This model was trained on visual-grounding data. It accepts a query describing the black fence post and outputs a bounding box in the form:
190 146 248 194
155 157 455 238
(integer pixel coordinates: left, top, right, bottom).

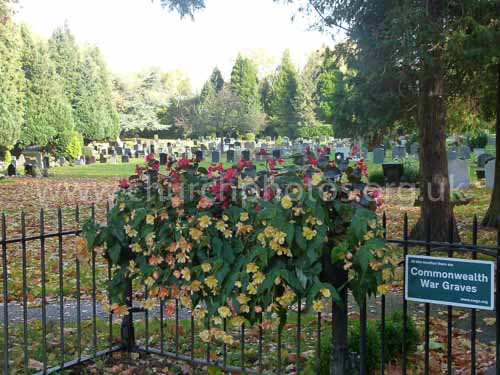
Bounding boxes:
121 277 135 351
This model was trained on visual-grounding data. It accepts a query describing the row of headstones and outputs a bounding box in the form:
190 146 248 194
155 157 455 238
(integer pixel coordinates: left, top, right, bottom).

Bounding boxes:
448 157 496 190
371 144 477 164
7 153 51 176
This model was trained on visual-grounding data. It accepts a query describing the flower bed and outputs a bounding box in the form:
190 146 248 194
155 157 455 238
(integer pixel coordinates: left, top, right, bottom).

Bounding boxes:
83 150 393 344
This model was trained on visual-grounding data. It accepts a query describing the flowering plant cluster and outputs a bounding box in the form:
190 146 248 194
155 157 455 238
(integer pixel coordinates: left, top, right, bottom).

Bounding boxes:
83 150 393 344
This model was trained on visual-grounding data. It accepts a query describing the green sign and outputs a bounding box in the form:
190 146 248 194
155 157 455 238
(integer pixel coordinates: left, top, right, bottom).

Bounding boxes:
405 255 495 310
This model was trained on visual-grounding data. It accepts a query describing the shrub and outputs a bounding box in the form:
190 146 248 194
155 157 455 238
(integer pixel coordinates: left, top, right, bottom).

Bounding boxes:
401 158 420 184
276 135 283 145
369 170 386 186
4 150 11 164
468 131 489 149
64 132 83 161
243 133 256 141
303 311 419 374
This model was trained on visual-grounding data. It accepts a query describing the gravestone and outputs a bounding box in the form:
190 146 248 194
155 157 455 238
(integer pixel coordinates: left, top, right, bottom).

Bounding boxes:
211 151 220 163
373 148 385 164
10 156 16 168
335 152 344 162
485 159 496 189
109 155 117 164
35 152 43 168
478 154 495 168
448 159 470 189
150 144 155 154
122 155 130 163
100 154 107 164
59 157 66 166
392 146 406 160
447 150 458 161
195 150 204 162
458 145 471 159
17 154 25 169
159 153 168 165
410 143 419 156
272 149 282 159
43 156 50 169
336 147 350 159
7 164 16 176
116 147 123 156
474 148 485 158
85 155 96 164
488 136 496 146
234 149 242 161
242 150 250 161
227 150 235 163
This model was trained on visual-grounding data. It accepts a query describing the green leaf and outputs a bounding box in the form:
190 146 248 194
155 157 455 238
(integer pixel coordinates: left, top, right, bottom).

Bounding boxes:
108 244 121 264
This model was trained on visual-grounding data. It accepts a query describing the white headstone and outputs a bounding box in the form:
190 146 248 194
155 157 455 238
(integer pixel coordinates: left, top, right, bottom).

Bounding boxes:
485 159 496 189
448 159 470 190
109 155 117 164
17 154 25 168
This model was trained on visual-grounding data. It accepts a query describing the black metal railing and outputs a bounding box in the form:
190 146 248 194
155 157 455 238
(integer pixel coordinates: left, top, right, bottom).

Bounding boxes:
0 207 499 374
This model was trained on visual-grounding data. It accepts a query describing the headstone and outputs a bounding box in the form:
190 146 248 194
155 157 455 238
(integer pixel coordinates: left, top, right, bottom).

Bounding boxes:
242 150 251 161
59 157 66 166
336 147 350 159
410 143 419 156
150 144 155 154
478 154 495 168
17 154 25 169
7 164 16 176
447 150 458 161
35 152 43 168
485 159 496 189
488 136 496 146
392 146 406 160
448 159 470 189
272 149 282 159
195 150 204 162
335 152 344 162
109 155 117 164
474 148 485 158
100 154 107 164
122 155 130 163
373 148 385 164
85 155 96 165
10 156 16 168
116 147 123 156
211 151 220 163
235 142 241 148
43 156 50 169
159 153 168 165
227 150 235 163
458 145 471 159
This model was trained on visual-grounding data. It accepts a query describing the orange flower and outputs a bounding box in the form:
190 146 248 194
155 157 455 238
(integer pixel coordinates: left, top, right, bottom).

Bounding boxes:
197 197 214 209
149 255 163 266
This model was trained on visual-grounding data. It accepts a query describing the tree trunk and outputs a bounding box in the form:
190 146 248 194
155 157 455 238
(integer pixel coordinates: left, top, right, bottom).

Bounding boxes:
411 0 456 242
321 253 349 374
482 63 500 228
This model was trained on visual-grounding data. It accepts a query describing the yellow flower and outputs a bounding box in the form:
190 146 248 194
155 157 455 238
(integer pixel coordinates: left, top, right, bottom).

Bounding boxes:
240 212 249 222
273 231 286 245
193 307 207 319
264 226 277 237
236 293 250 305
119 203 126 212
247 283 257 295
142 298 155 310
199 330 211 343
178 237 192 252
313 299 324 312
128 260 139 275
145 276 155 288
124 225 138 238
176 252 189 263
246 263 259 274
145 233 156 247
312 173 322 186
377 284 390 295
146 214 155 225
212 316 223 326
222 334 234 345
112 304 129 317
252 272 265 285
274 276 281 285
223 214 229 221
205 276 218 289
257 232 266 246
240 304 250 313
321 288 331 298
223 229 233 238
382 268 392 282
218 306 231 318
181 267 191 281
189 227 203 241
189 280 202 292
303 227 317 241
130 243 142 253
180 296 192 309
292 207 305 216
198 215 211 228
231 316 245 327
235 281 242 288
160 210 169 220
236 223 253 236
364 232 375 241
281 195 293 209
201 263 212 273
215 220 227 232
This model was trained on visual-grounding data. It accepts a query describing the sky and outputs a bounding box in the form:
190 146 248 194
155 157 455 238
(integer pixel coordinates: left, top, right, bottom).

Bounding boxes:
14 0 338 91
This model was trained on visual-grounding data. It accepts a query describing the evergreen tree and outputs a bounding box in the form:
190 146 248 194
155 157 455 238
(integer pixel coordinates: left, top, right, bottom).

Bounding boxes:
230 54 261 112
209 67 224 93
0 19 24 148
268 50 301 137
19 25 75 151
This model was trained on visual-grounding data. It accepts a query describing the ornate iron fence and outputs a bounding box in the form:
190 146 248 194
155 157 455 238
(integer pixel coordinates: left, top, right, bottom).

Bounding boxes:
0 207 499 374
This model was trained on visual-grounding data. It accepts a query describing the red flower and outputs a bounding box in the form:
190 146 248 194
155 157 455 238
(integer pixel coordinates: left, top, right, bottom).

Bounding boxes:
223 168 238 181
237 159 252 170
267 158 277 170
306 155 318 167
151 161 160 171
263 188 275 201
303 175 312 185
135 165 143 177
257 148 268 156
278 158 284 165
178 158 190 169
208 163 224 176
119 178 129 189
145 153 155 162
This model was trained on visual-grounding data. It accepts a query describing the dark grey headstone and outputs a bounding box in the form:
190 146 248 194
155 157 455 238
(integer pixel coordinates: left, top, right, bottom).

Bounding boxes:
159 153 168 165
242 150 250 161
272 149 282 159
392 146 406 160
211 151 220 163
195 150 204 162
7 164 16 176
227 150 235 163
373 148 385 164
121 155 130 163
